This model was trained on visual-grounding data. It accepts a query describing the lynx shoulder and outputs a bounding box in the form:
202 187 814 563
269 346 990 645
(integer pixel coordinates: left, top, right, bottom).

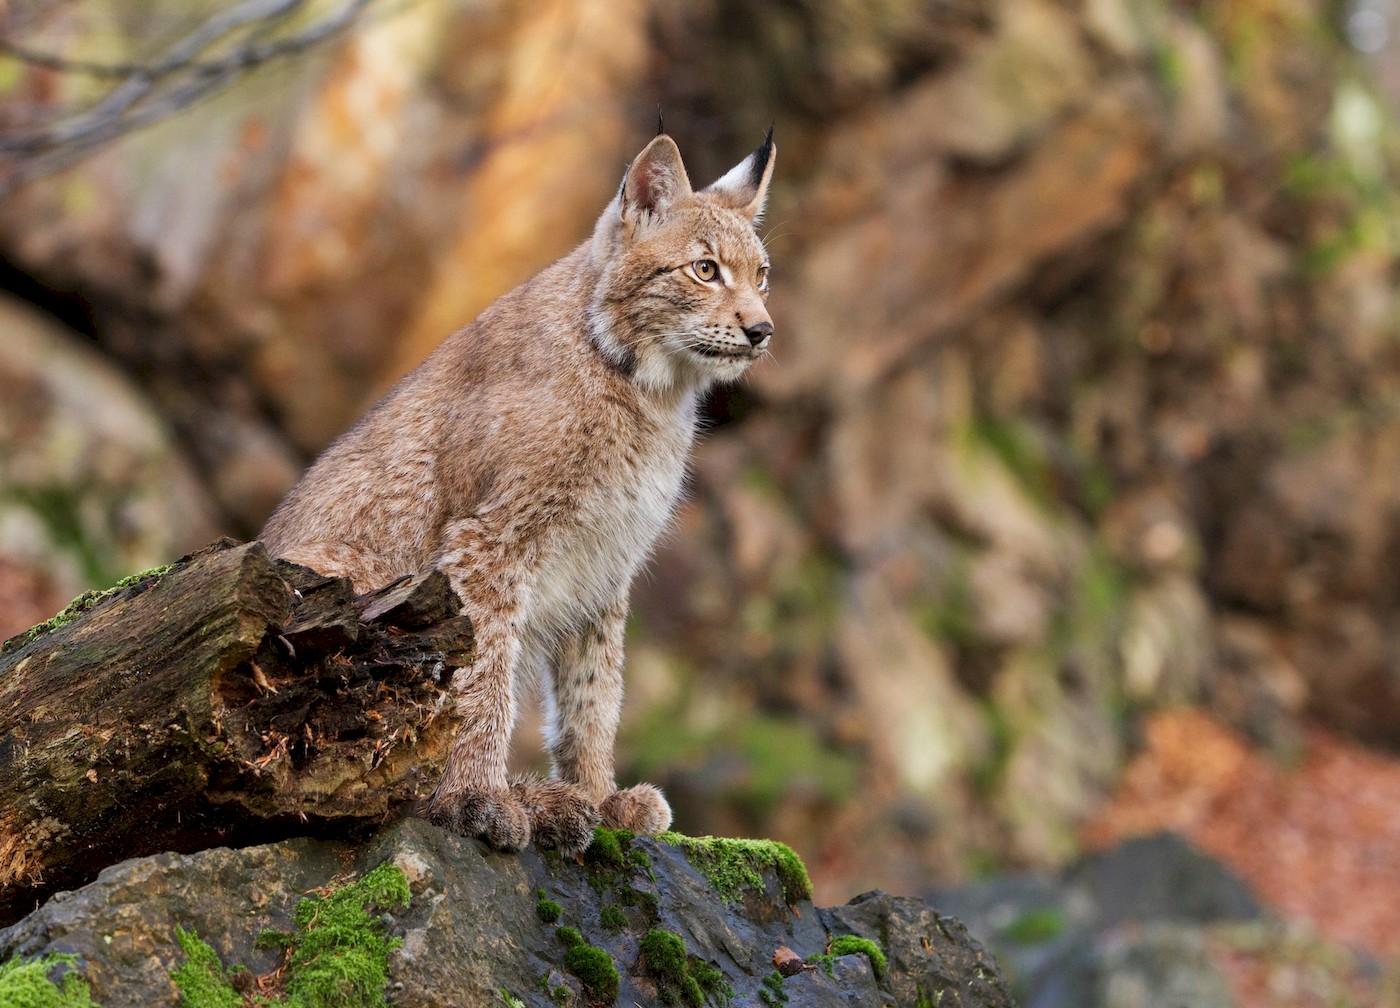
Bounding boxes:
260 130 776 854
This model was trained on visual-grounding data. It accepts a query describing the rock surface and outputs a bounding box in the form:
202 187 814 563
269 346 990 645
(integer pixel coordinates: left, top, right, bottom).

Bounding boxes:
0 819 1016 1008
929 832 1259 1007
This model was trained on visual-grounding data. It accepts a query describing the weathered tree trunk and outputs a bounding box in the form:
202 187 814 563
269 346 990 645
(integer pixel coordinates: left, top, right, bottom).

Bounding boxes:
0 539 470 924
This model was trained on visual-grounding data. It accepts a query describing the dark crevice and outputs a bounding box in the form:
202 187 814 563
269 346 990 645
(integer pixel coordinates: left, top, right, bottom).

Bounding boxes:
0 256 99 341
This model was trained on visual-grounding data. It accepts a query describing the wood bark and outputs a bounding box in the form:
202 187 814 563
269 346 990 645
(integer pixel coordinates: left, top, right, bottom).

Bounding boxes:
0 538 470 924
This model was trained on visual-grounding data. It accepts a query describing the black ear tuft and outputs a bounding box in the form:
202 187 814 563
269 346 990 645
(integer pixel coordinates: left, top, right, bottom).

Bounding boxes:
702 127 777 222
750 123 775 187
656 105 665 137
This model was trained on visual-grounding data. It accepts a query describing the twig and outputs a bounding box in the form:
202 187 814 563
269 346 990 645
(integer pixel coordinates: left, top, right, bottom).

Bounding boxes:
0 0 384 195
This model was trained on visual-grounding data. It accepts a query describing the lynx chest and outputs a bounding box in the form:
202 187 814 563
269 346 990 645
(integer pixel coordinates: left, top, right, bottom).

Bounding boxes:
526 410 693 639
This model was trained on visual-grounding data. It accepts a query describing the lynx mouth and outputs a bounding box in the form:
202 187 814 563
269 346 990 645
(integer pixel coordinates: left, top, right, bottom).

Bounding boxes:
690 345 760 362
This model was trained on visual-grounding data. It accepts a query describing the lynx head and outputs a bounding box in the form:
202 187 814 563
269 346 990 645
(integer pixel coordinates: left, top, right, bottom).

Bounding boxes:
587 130 776 393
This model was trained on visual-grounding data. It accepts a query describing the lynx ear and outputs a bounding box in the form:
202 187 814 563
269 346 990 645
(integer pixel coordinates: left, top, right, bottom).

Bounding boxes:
704 126 776 223
620 135 693 222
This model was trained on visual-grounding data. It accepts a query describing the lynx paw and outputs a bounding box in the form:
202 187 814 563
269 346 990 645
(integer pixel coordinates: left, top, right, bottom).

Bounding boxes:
600 783 672 835
512 778 601 857
426 788 531 851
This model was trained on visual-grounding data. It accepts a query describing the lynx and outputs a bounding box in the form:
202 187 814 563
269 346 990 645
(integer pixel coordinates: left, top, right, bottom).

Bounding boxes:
260 130 776 855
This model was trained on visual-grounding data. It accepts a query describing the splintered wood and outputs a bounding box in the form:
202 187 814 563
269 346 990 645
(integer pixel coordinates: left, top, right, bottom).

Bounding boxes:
0 539 471 925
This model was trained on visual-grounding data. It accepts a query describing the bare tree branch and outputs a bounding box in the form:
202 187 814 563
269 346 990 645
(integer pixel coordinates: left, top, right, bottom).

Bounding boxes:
0 0 387 196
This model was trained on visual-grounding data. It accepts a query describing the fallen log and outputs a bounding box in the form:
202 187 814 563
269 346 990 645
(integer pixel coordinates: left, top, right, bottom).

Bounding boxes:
0 538 469 924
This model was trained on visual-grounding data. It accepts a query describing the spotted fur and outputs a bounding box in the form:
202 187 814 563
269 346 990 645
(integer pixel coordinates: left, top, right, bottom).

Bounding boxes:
260 133 776 852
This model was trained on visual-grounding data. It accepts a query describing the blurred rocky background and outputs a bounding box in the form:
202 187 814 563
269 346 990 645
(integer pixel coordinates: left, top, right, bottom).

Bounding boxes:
4 0 1400 1002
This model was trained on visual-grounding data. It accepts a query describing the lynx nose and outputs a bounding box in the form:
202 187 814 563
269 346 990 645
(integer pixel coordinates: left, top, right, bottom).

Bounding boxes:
744 321 773 347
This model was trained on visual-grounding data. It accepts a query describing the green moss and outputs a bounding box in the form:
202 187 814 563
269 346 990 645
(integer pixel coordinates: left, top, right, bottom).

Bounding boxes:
562 944 618 1003
738 549 844 651
171 862 409 1008
0 58 23 96
0 953 99 1008
736 719 858 818
825 935 887 980
618 881 659 919
585 826 628 874
536 889 562 924
2 562 173 653
498 990 525 1008
599 904 627 934
690 960 728 1005
628 845 653 875
552 924 619 1001
576 827 659 921
961 410 1120 523
1001 907 1066 944
912 546 987 662
640 929 688 998
4 485 107 586
256 928 296 950
969 698 1014 798
656 833 812 905
970 417 1056 511
1152 36 1186 104
535 972 572 1003
282 863 409 1005
171 929 243 1008
758 969 788 1005
1043 540 1131 692
638 929 732 1007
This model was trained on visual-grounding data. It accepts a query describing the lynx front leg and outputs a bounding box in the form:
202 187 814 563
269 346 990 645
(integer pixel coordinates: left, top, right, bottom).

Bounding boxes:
426 524 532 851
552 597 672 836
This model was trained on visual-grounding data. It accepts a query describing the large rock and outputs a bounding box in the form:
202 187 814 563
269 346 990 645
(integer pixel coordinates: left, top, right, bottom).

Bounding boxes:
929 832 1259 1006
0 819 1017 1008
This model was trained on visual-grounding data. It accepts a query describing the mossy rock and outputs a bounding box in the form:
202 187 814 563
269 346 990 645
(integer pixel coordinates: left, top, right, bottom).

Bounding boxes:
171 862 409 1008
638 928 733 1007
1 817 1016 1006
554 927 619 1003
809 934 888 980
0 953 99 1008
656 833 813 906
536 889 562 924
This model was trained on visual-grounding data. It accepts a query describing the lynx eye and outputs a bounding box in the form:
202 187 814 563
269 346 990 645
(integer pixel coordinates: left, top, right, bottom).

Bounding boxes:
757 265 770 291
692 259 719 283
